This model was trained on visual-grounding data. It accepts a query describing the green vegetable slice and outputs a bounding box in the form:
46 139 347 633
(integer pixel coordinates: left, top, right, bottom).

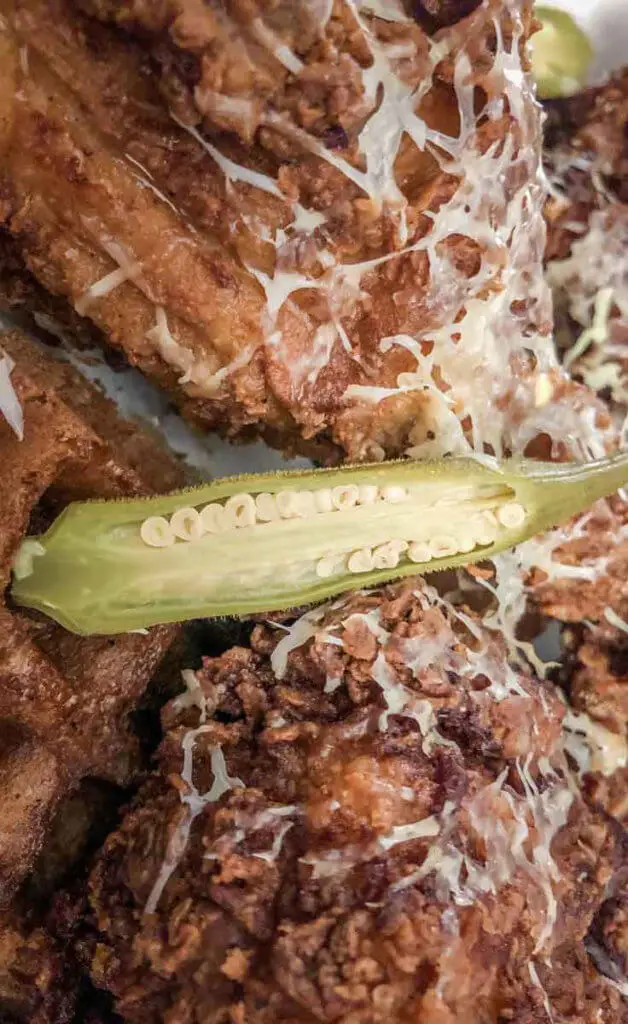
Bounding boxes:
11 452 628 635
531 6 593 99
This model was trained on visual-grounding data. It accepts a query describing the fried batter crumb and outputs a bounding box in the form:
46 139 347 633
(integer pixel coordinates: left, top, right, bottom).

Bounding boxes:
85 582 626 1022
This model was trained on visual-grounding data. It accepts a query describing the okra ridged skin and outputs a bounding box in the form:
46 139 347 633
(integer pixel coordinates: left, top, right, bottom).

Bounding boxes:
11 452 628 636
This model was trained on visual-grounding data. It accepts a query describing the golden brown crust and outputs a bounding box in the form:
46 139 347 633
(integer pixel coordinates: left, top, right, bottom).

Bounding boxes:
86 582 625 1022
0 911 76 1023
529 495 628 828
0 0 571 462
543 72 628 409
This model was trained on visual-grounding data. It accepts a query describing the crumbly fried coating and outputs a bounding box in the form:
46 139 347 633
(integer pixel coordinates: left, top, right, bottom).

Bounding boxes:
532 497 628 631
544 70 628 219
0 779 128 1024
543 71 628 409
526 493 627 827
561 625 628 742
500 931 627 1023
86 582 625 1022
0 912 75 1023
0 0 575 462
531 495 627 715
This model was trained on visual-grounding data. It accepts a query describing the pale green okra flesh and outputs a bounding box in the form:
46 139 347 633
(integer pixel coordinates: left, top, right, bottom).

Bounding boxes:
531 6 593 99
11 452 628 636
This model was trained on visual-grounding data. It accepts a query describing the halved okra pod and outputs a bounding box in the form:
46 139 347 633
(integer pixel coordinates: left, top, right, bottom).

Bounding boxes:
531 7 593 99
11 452 628 635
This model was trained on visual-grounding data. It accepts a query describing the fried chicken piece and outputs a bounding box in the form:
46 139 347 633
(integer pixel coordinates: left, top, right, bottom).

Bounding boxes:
525 493 628 827
543 70 628 409
501 932 627 1023
86 582 625 1022
0 330 185 905
586 895 628 1000
0 0 585 462
532 496 628 633
522 84 628 751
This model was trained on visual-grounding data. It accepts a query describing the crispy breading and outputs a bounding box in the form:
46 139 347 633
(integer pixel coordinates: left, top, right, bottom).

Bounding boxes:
86 582 624 1022
0 911 75 1023
543 71 628 409
527 493 627 829
532 496 627 713
0 0 571 462
500 931 627 1023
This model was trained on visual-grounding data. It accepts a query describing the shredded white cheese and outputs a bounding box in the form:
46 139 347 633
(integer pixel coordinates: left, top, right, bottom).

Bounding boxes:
144 728 243 915
270 607 329 679
604 606 628 635
0 349 24 441
563 709 628 778
378 814 441 850
528 961 555 1023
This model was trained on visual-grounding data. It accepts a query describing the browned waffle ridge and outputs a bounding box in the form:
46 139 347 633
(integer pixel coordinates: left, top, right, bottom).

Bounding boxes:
0 329 186 908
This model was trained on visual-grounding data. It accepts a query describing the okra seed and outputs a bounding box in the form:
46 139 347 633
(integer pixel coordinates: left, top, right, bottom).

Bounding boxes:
332 485 360 510
457 535 476 553
255 492 280 522
429 535 459 558
473 511 498 545
170 506 203 542
200 503 229 533
276 491 302 518
140 516 175 548
408 542 432 563
314 488 334 514
295 491 317 517
497 502 527 528
225 493 257 528
373 544 396 570
373 540 407 569
381 485 407 504
347 548 375 573
358 484 379 505
316 553 345 578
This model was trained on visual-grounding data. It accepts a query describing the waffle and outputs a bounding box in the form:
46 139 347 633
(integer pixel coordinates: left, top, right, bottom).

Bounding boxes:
0 229 105 356
0 329 186 908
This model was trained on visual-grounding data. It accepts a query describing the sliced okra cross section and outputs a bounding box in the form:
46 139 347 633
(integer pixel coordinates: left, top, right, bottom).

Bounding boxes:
11 451 628 635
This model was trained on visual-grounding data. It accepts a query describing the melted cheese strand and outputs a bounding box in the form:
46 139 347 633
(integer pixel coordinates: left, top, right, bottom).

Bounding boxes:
0 349 24 441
